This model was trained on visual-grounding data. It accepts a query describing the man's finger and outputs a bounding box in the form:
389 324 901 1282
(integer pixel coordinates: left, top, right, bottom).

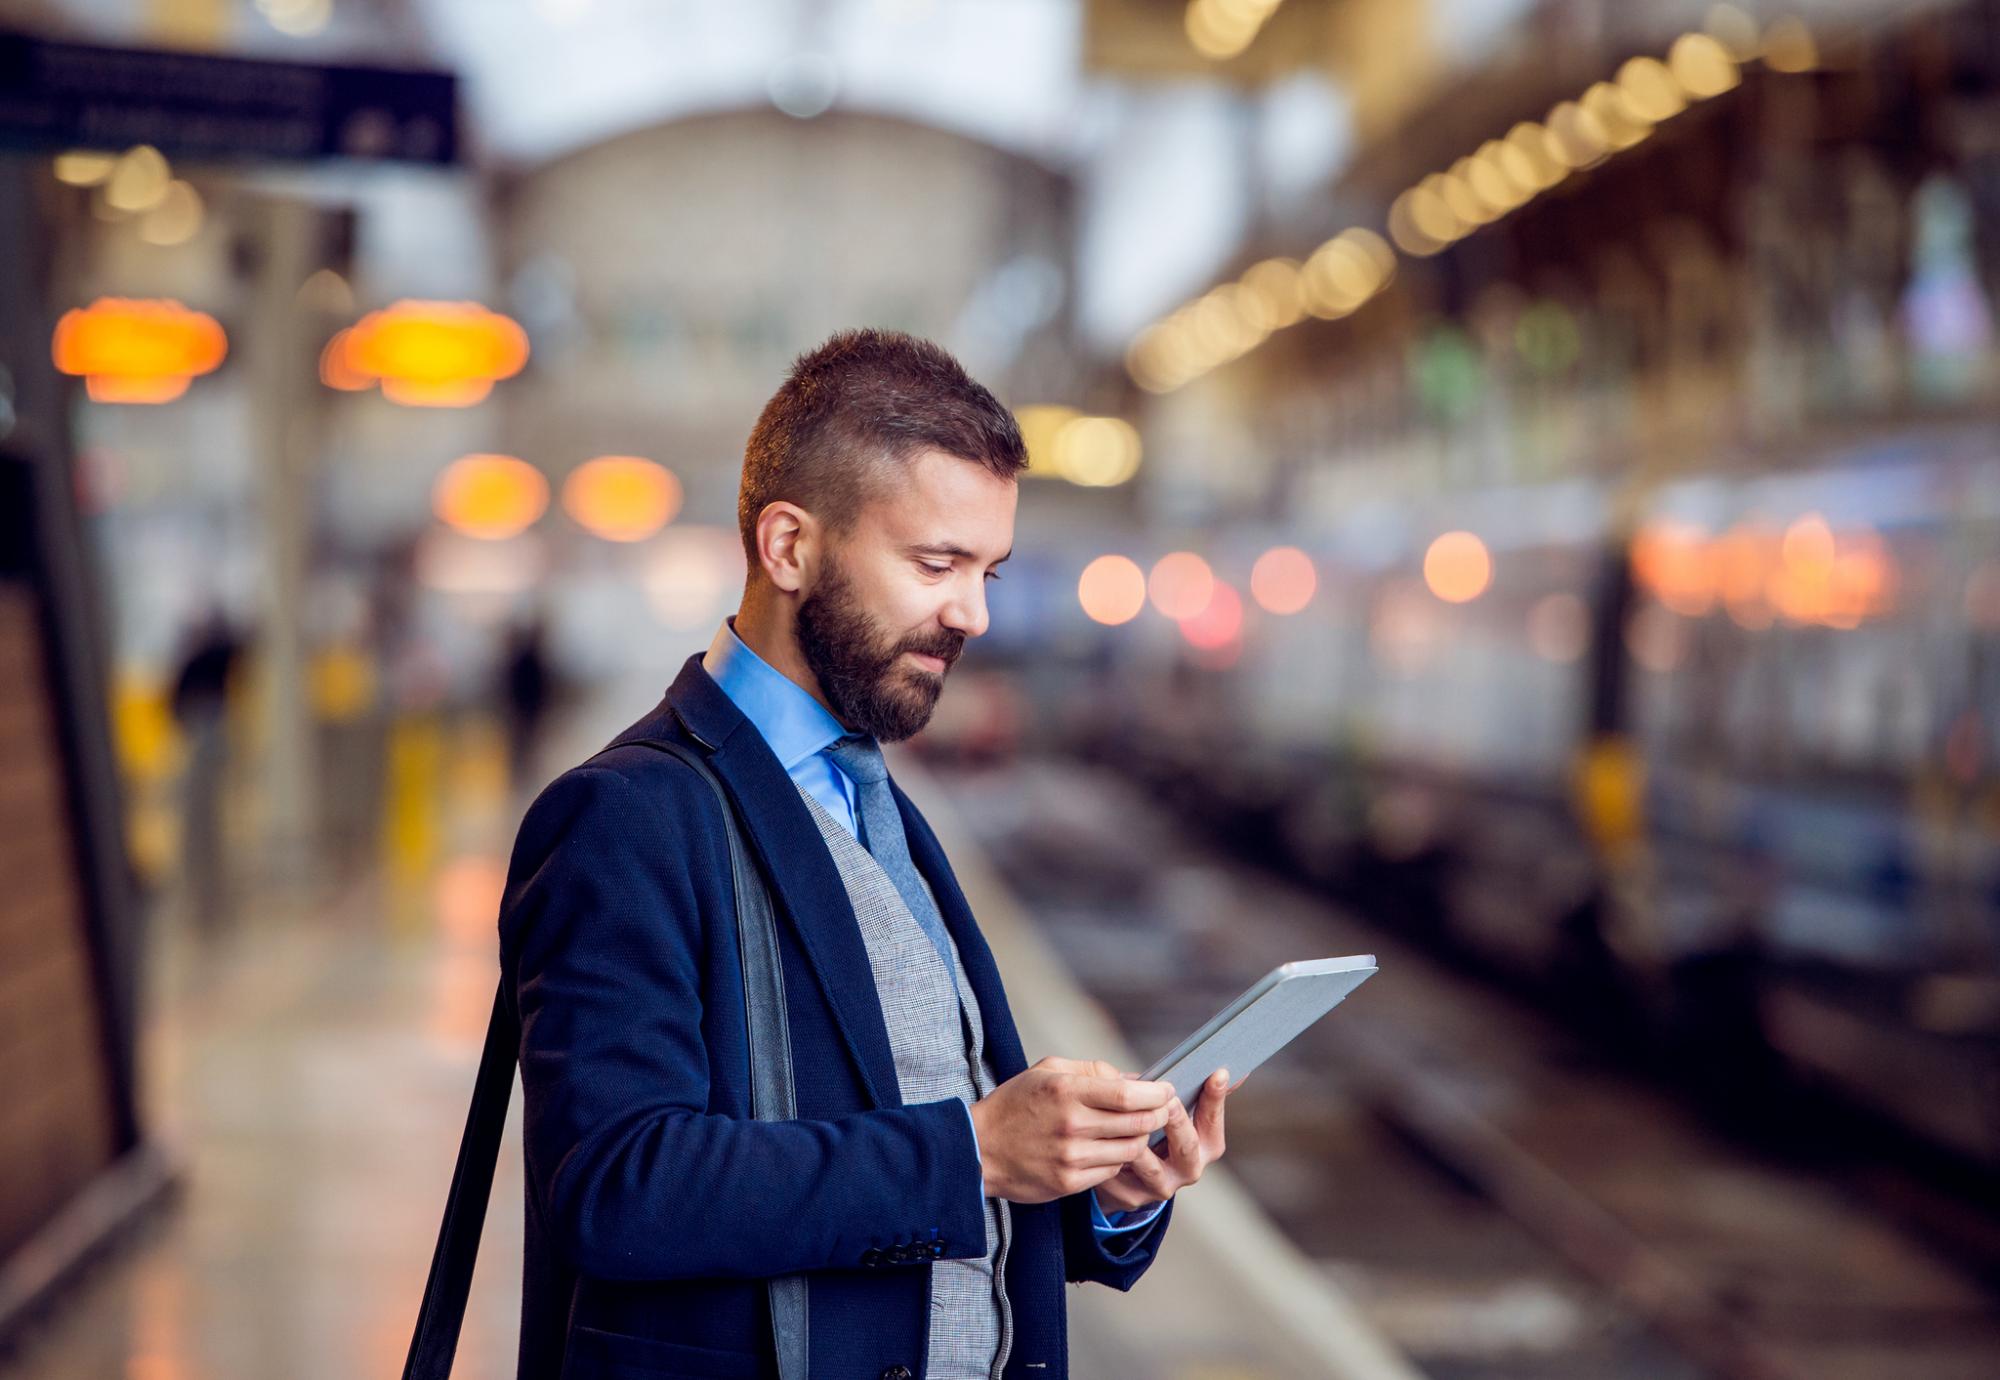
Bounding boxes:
1162 1096 1201 1171
1075 1104 1171 1139
1073 1075 1173 1113
1069 1134 1153 1169
1119 1146 1173 1198
1196 1069 1229 1155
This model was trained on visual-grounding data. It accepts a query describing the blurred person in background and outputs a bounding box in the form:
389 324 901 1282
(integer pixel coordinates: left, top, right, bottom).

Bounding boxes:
169 603 247 933
498 329 1236 1380
500 603 554 793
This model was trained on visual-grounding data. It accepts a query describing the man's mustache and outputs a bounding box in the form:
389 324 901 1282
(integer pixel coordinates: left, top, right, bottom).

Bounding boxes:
895 629 965 668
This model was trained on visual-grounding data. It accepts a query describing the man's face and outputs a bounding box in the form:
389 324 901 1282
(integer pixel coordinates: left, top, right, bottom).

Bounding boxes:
795 448 1017 742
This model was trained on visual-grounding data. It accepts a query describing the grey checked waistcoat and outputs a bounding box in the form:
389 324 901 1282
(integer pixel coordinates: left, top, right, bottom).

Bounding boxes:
794 784 1014 1380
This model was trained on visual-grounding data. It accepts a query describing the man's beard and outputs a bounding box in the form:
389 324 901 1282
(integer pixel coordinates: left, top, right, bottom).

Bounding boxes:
795 554 964 743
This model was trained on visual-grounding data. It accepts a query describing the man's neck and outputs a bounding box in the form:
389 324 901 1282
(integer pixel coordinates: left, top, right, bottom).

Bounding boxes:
730 593 844 724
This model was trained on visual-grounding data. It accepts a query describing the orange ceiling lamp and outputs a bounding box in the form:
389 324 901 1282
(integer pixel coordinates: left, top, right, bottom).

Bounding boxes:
52 297 226 403
433 454 549 540
330 300 529 407
318 328 372 391
563 455 683 542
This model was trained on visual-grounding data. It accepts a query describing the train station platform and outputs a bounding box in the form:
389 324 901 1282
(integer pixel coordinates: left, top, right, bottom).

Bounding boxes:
0 694 1417 1380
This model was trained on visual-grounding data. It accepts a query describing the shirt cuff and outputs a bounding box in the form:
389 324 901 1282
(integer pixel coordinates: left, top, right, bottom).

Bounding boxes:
959 1100 985 1208
1089 1190 1166 1236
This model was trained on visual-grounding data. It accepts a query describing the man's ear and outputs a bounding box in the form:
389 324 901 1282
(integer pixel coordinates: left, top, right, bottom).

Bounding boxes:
754 501 815 594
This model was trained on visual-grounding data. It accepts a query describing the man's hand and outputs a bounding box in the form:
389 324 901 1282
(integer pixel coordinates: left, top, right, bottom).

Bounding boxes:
1090 1068 1241 1217
969 1056 1175 1204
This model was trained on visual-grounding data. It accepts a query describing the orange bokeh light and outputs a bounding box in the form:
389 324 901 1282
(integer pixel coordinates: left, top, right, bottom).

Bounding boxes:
1631 521 1716 616
1423 531 1492 603
1180 580 1244 650
1078 555 1148 625
329 300 529 407
319 328 371 391
433 454 549 540
1767 515 1893 628
1148 552 1215 620
53 298 226 404
563 455 683 542
1250 546 1317 615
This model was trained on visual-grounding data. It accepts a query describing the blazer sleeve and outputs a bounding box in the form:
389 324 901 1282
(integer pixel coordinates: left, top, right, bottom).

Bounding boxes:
499 762 988 1283
1059 1187 1174 1290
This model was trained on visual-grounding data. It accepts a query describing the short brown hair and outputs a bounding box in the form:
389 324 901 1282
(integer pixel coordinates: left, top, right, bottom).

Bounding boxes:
737 328 1027 564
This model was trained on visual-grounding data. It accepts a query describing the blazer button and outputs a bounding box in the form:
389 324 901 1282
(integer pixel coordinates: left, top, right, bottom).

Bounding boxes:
929 1241 946 1258
861 1247 883 1267
880 1367 913 1380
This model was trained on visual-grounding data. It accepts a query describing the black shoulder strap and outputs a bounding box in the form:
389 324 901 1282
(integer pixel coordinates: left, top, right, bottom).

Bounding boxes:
399 739 807 1380
399 980 518 1380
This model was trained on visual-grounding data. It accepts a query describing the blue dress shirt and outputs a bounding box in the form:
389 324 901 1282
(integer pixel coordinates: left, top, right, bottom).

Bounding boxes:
702 617 1165 1238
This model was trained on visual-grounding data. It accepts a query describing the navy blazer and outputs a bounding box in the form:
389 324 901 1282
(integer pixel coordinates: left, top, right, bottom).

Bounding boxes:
498 653 1173 1380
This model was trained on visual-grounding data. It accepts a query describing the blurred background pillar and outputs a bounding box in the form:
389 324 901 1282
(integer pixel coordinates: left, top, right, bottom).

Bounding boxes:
244 195 322 888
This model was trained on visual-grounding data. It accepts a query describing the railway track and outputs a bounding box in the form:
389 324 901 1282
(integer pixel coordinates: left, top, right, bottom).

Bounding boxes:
934 754 2000 1380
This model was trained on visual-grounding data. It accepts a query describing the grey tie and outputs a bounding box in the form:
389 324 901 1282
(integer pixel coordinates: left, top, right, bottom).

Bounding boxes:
823 733 957 973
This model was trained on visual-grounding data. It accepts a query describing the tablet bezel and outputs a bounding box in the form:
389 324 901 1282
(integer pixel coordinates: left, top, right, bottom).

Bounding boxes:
1139 954 1377 1107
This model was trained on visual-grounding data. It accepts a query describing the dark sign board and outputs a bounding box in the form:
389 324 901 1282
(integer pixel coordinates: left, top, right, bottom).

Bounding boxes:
0 32 457 165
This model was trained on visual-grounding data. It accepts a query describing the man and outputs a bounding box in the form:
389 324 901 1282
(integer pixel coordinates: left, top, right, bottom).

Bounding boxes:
499 329 1234 1380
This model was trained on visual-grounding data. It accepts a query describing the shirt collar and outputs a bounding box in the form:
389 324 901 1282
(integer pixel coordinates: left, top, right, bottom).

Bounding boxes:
701 616 850 771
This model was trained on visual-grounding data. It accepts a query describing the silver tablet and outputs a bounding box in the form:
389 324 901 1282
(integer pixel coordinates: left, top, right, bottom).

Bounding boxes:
1140 955 1377 1147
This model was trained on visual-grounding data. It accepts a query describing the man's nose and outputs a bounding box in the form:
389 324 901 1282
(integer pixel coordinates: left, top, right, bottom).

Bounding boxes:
940 579 989 640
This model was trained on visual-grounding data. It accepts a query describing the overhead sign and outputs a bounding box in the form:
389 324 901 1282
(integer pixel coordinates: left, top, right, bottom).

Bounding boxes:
0 33 457 165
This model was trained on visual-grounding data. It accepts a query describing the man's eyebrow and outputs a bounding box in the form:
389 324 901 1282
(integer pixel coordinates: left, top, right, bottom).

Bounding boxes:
910 542 1011 564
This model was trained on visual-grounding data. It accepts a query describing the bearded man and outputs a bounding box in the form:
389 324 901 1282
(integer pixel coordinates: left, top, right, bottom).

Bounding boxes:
499 329 1235 1380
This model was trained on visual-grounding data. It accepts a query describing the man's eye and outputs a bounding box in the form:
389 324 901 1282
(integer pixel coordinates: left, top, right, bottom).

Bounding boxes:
919 562 949 576
984 570 1002 582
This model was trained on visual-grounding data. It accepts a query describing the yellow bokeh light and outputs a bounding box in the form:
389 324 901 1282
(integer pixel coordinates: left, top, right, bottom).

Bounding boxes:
1437 168 1492 228
1582 81 1652 150
563 455 683 542
1149 552 1216 621
1389 189 1444 256
138 180 204 247
1078 555 1148 626
1762 16 1818 73
54 150 116 186
1616 56 1687 122
1191 286 1262 359
1423 531 1492 604
1705 3 1761 60
433 454 549 541
104 145 170 213
1505 122 1564 191
1250 546 1316 615
1185 0 1281 61
1054 415 1142 487
1239 258 1306 330
1468 144 1528 213
1545 100 1610 168
1669 31 1740 98
1016 403 1082 477
1303 237 1377 316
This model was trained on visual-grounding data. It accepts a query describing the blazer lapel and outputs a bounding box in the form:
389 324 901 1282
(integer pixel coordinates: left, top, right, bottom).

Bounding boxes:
617 655 902 1110
891 780 1029 1082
